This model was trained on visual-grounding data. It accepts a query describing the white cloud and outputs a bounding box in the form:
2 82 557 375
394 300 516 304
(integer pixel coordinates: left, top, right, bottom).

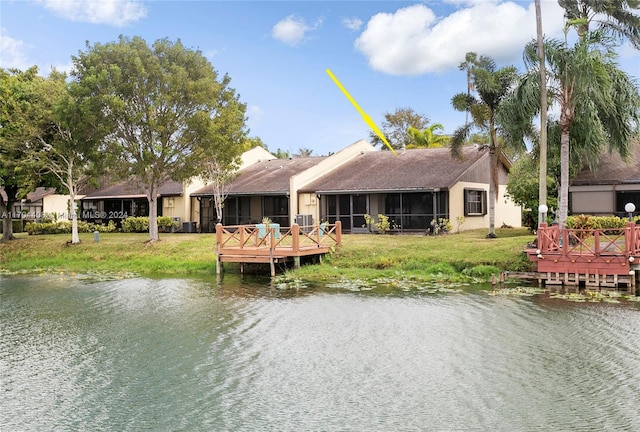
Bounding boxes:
0 30 31 69
272 15 322 46
36 0 147 26
355 1 565 76
342 17 363 31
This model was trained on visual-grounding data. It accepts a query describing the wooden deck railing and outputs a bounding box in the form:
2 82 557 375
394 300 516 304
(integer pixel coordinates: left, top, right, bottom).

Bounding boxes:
537 222 640 257
215 221 342 252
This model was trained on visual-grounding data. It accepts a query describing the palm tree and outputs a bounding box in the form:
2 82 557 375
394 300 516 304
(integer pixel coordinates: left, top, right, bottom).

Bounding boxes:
451 56 521 238
559 0 640 48
406 123 449 148
458 52 477 126
509 32 640 227
535 0 549 226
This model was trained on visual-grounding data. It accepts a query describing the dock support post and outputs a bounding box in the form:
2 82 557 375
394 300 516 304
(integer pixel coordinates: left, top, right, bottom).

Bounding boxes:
293 256 300 269
269 248 275 277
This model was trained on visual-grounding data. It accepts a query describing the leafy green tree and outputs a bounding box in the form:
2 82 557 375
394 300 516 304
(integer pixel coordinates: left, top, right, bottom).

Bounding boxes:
559 0 640 48
369 107 430 151
507 32 640 227
0 67 47 241
71 36 248 241
294 148 314 157
23 71 107 244
406 123 450 148
273 148 291 159
506 152 558 231
451 56 521 238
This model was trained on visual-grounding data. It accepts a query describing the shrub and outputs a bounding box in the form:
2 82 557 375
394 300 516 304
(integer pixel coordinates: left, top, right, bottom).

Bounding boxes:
363 214 391 234
25 220 118 235
121 216 178 233
121 216 149 233
429 218 452 235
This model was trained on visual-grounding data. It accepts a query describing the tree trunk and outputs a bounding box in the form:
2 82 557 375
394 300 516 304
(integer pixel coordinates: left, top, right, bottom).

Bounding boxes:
1 185 18 242
558 125 571 229
1 205 16 242
487 120 498 238
68 165 80 244
147 188 159 242
70 192 80 244
535 0 548 227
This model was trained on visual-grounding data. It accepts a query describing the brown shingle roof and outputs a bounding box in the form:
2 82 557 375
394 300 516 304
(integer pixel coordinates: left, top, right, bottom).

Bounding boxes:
571 139 640 186
83 179 183 199
300 146 490 193
191 157 327 196
25 187 56 202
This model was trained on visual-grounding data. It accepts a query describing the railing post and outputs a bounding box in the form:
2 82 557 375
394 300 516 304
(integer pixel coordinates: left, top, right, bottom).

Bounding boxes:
538 222 547 250
594 229 600 256
335 221 342 246
216 223 223 249
292 223 300 252
562 228 569 257
240 226 245 249
625 221 634 255
270 227 275 250
215 223 223 275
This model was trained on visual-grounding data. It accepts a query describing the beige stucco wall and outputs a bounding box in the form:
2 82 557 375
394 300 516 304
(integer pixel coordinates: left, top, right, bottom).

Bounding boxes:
289 139 376 225
43 194 85 220
449 182 522 231
240 146 275 169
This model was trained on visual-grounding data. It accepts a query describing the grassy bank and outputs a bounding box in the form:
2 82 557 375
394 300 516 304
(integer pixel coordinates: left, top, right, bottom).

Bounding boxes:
0 228 535 282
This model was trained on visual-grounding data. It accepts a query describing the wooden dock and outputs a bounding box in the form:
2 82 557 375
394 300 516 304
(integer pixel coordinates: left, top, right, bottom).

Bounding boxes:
215 222 342 276
521 221 640 294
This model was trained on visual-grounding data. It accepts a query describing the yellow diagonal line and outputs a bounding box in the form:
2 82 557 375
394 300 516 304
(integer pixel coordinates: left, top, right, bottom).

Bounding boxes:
326 69 397 156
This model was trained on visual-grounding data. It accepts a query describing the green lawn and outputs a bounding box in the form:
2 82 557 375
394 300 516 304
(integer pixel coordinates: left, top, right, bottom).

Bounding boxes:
0 228 535 283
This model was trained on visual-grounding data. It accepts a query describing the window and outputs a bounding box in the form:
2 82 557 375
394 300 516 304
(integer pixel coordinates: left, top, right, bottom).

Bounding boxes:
616 191 640 217
464 189 487 216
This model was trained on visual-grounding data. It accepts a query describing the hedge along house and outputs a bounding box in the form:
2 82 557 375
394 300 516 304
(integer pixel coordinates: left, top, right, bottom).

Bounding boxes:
80 179 204 229
190 140 375 231
299 145 522 233
569 140 640 218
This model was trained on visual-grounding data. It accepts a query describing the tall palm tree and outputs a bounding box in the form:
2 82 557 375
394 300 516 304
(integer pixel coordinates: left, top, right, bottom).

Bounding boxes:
509 32 640 227
451 57 520 238
535 0 549 226
458 52 477 126
406 123 449 148
559 0 640 48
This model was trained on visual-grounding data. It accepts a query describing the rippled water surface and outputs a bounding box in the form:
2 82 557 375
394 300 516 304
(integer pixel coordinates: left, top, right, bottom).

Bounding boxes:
2 274 639 431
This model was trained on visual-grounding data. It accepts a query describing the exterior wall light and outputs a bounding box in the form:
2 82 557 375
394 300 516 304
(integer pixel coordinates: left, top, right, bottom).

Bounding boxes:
625 202 636 221
538 204 548 225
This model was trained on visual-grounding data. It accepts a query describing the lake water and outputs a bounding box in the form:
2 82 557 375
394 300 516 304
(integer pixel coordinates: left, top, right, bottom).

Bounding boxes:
1 274 639 431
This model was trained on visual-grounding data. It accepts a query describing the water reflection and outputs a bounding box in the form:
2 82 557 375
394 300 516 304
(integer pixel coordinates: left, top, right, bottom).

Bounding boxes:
1 275 639 431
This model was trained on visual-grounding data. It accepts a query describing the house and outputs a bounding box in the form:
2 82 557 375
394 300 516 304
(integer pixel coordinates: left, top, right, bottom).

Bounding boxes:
190 139 374 231
80 179 194 227
1 186 84 222
80 146 275 230
192 141 522 233
300 145 521 233
569 140 640 217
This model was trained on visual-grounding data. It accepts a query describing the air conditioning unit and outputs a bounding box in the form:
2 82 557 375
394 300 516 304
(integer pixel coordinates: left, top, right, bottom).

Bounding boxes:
296 214 313 231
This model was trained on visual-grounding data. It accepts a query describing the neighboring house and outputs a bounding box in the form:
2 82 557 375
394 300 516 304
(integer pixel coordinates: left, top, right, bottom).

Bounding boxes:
192 141 522 233
191 140 373 231
1 186 84 222
569 140 640 217
80 146 276 231
300 145 520 233
80 179 195 227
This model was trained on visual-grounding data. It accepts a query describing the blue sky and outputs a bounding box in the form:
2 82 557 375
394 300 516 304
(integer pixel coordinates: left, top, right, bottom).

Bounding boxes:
1 1 638 156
